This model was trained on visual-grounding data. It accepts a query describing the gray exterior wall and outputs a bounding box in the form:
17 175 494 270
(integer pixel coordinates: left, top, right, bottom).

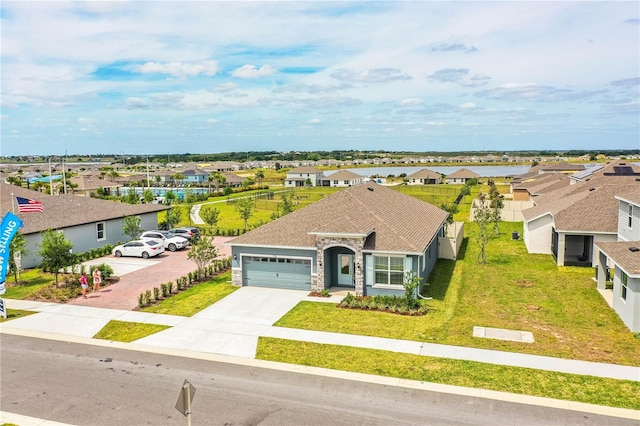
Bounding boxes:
612 267 640 332
20 212 160 269
618 200 640 242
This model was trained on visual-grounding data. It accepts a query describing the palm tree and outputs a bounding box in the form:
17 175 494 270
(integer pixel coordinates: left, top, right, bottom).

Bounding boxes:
209 171 225 194
255 170 265 188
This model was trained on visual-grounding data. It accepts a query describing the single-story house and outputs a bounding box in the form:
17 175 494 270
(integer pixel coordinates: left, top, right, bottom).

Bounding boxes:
594 188 640 332
228 183 449 296
522 161 640 267
445 168 480 184
2 183 169 269
321 170 363 187
285 166 324 187
68 175 122 197
406 168 441 185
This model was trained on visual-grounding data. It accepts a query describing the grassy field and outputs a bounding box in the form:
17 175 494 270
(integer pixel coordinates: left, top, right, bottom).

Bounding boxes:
256 338 640 410
393 184 462 206
93 321 170 342
141 271 235 316
273 222 640 365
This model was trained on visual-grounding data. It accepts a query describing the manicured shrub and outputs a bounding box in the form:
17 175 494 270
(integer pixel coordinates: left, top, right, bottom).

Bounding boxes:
138 293 145 309
153 287 160 301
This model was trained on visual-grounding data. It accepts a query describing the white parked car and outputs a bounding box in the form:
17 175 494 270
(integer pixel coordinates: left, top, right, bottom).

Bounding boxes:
112 240 165 258
139 230 189 252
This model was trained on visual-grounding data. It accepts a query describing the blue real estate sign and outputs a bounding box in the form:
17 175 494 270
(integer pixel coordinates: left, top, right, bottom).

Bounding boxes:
0 212 24 318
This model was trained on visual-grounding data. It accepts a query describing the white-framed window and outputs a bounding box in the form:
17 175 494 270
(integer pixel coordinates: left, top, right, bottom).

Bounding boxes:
621 272 628 301
628 204 633 229
96 222 106 241
374 255 404 286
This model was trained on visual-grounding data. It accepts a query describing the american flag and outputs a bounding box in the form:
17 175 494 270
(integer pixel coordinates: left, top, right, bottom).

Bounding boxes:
16 196 44 213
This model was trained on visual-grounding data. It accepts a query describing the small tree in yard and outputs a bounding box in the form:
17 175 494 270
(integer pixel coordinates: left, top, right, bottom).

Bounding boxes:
164 207 182 230
39 230 74 287
403 271 422 309
142 189 155 203
439 203 459 235
488 180 504 235
270 191 296 220
122 215 143 239
9 232 28 282
235 197 255 231
200 206 221 233
474 192 492 264
187 237 218 280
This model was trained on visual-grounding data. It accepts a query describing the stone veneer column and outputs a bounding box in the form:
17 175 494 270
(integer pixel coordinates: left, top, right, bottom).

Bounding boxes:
315 236 366 296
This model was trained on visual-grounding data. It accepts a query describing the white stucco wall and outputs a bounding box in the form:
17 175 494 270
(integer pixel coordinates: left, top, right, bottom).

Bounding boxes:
524 214 553 254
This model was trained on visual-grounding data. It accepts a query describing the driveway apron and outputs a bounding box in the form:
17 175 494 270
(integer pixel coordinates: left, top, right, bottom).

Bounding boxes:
134 287 308 358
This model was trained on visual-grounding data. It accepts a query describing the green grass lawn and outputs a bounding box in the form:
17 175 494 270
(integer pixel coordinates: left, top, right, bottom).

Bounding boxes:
256 338 640 410
0 309 37 323
142 271 235 316
93 320 170 342
274 222 640 365
393 184 462 206
2 269 57 300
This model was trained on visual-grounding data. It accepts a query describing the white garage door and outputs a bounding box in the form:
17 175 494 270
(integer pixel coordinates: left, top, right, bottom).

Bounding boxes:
242 256 311 290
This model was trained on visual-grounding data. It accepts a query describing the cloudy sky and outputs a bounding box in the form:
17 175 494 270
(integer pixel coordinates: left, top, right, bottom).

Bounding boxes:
1 1 639 156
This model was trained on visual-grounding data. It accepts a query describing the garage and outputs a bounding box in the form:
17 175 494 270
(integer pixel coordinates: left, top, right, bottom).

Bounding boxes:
242 256 312 290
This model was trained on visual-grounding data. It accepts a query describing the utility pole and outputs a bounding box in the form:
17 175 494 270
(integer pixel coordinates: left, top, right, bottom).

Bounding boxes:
48 157 54 195
62 149 67 195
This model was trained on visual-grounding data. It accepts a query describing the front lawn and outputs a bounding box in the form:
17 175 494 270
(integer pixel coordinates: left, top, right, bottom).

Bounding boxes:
0 309 37 323
141 271 235 316
274 222 640 365
2 269 57 300
93 320 170 342
256 338 640 410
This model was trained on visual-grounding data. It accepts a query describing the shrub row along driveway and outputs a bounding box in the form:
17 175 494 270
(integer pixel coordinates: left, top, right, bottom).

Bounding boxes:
68 237 234 310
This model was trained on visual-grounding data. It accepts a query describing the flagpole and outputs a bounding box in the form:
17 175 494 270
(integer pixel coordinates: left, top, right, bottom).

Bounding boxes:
11 193 15 214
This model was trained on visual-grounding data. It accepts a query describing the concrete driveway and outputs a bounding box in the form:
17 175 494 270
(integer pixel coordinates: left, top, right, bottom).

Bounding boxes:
135 287 309 358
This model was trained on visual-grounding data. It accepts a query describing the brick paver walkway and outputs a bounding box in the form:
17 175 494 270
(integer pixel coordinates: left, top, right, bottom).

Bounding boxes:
68 237 234 310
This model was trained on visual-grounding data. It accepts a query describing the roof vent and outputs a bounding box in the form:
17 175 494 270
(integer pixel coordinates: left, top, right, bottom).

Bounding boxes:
367 187 374 192
630 247 640 252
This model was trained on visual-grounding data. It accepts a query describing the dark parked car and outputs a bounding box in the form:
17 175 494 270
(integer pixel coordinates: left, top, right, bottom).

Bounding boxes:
168 227 201 242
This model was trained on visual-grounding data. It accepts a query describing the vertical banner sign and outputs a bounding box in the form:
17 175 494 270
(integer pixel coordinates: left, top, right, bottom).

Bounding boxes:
0 212 24 319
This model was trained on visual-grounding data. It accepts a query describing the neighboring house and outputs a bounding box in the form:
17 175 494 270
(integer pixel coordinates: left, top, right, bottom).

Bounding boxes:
406 169 442 185
595 188 640 332
537 162 586 175
322 170 363 187
511 173 569 201
222 173 245 188
68 175 122 197
444 168 480 184
2 183 169 269
228 183 448 296
285 166 324 187
177 167 209 184
522 161 640 267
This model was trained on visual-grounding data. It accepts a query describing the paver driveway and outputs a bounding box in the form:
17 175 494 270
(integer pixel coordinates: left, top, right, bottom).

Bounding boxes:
68 237 234 310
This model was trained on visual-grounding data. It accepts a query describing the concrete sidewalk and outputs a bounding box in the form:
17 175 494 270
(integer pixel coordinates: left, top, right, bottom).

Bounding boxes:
2 298 639 382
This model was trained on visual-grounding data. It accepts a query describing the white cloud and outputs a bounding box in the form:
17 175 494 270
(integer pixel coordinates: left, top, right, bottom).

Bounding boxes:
400 98 423 106
231 64 276 78
206 118 220 123
134 60 219 78
125 97 150 109
309 118 322 124
459 102 477 109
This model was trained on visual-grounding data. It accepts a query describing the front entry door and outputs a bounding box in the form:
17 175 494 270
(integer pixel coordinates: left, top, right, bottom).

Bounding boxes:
338 254 354 286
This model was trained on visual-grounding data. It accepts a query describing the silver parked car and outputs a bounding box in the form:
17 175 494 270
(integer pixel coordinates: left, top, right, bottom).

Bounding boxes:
112 240 165 258
139 231 189 251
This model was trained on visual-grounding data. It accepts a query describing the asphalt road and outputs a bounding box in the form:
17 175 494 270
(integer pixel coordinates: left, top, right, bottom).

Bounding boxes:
1 335 634 426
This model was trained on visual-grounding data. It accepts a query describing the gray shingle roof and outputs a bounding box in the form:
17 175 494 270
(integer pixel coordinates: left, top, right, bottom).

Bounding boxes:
407 169 441 179
1 182 168 234
229 182 448 253
325 170 362 180
521 162 640 232
596 241 640 276
446 168 480 179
